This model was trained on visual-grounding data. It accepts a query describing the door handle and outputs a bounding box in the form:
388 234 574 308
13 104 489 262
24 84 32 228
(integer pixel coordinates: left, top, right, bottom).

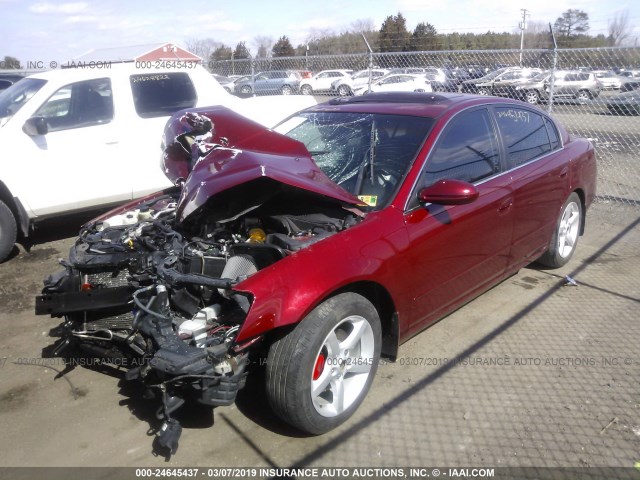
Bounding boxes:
559 167 569 178
497 198 513 213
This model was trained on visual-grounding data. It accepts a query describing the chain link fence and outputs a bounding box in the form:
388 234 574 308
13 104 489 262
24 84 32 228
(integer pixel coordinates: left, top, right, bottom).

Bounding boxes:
212 47 640 206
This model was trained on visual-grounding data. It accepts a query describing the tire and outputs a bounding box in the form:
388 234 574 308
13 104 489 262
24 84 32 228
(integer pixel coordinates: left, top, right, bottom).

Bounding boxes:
337 85 352 97
524 90 539 104
537 192 582 268
266 292 381 434
414 89 426 93
477 88 490 96
281 85 292 95
240 85 252 94
576 90 591 102
0 200 17 262
300 84 312 95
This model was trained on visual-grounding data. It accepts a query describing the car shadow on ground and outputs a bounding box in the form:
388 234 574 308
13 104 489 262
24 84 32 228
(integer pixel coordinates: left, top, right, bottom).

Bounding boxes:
233 364 313 438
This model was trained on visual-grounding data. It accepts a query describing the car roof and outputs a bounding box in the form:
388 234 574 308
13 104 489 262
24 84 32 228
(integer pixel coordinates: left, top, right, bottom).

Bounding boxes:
311 92 528 118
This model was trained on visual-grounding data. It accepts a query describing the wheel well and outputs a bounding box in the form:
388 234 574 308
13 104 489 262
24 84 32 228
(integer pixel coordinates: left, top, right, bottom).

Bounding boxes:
573 188 586 235
333 281 399 360
0 181 28 238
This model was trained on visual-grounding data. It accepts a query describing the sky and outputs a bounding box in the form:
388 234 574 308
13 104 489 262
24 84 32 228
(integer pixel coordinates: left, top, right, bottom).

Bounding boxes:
1 0 639 64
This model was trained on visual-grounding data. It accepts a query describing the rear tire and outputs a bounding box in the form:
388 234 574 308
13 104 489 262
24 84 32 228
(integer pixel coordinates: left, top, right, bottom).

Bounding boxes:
477 88 490 96
537 192 582 268
266 292 381 434
337 85 352 96
0 200 17 262
576 90 591 102
281 85 292 95
240 85 252 94
524 90 539 104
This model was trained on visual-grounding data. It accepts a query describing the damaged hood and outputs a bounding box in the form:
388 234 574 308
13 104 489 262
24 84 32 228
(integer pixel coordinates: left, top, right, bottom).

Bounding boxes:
161 107 363 223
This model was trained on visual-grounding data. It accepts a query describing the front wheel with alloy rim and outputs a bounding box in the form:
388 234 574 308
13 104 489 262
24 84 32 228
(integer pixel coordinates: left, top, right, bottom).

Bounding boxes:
265 292 381 434
240 85 252 94
281 85 292 95
537 192 582 268
300 84 312 95
477 88 490 95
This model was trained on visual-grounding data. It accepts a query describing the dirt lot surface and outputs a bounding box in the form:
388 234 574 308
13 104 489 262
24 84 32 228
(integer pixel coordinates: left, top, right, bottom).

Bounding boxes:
0 200 638 472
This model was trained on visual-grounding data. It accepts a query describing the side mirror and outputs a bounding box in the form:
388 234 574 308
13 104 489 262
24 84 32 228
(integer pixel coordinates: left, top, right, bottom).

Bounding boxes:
418 179 479 205
23 116 48 136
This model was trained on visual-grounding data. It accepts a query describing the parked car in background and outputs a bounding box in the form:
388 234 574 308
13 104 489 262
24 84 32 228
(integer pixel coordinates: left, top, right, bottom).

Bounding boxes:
619 70 640 79
389 67 427 74
300 69 353 95
36 92 596 454
353 74 432 95
234 70 302 95
0 73 26 91
211 74 234 93
331 69 389 96
592 70 622 90
604 90 640 115
510 70 600 104
460 68 541 97
425 68 462 92
620 80 640 93
0 63 315 261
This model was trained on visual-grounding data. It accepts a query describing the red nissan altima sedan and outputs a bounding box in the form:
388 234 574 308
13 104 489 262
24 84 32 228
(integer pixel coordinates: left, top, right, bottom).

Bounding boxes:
37 92 596 454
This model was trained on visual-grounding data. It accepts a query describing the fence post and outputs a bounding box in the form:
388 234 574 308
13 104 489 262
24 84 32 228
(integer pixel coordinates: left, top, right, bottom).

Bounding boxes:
547 23 558 114
361 33 374 93
250 57 255 97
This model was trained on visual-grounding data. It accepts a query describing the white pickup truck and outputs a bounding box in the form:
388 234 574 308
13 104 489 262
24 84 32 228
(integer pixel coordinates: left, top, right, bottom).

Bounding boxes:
0 63 315 261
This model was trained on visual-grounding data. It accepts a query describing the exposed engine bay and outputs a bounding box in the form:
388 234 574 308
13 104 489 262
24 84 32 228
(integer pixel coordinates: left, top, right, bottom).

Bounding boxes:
35 109 364 455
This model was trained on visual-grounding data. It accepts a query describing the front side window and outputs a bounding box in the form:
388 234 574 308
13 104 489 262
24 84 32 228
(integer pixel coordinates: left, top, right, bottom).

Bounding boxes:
130 73 196 118
495 107 552 168
35 78 113 132
418 108 501 189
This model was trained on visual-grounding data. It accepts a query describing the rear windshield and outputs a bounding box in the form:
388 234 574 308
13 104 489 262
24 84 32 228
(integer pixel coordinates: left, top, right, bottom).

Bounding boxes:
130 73 197 118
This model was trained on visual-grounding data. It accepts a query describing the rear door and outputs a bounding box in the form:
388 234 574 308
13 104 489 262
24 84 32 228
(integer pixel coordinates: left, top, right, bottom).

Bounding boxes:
402 107 514 329
492 106 569 270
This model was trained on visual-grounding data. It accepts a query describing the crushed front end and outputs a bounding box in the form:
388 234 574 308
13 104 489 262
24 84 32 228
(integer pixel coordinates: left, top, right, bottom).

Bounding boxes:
35 108 364 455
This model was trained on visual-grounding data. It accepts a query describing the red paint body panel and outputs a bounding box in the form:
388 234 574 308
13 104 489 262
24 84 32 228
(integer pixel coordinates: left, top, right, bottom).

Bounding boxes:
231 95 597 347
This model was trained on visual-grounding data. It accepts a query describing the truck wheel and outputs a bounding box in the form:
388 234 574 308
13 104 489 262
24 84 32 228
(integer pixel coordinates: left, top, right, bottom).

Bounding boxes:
266 292 381 434
537 192 582 268
0 200 17 262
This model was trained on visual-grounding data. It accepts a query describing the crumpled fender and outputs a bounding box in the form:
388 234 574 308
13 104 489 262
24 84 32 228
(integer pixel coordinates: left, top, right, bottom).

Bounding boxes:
233 207 410 343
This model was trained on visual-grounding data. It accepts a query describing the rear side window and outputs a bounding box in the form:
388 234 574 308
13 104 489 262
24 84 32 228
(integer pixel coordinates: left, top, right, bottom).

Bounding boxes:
130 73 196 118
495 107 551 168
544 118 560 150
420 108 501 187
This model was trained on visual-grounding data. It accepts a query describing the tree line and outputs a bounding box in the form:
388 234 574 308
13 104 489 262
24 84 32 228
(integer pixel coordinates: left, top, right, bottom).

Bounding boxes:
2 10 633 70
197 9 634 64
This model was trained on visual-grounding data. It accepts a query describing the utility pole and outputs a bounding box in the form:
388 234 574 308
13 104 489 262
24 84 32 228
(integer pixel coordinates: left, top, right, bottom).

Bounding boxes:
519 8 530 66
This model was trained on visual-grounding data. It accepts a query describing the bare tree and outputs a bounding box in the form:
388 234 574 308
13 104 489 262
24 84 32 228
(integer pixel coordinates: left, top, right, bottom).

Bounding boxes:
350 19 375 33
608 10 631 46
252 35 274 58
184 38 222 69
